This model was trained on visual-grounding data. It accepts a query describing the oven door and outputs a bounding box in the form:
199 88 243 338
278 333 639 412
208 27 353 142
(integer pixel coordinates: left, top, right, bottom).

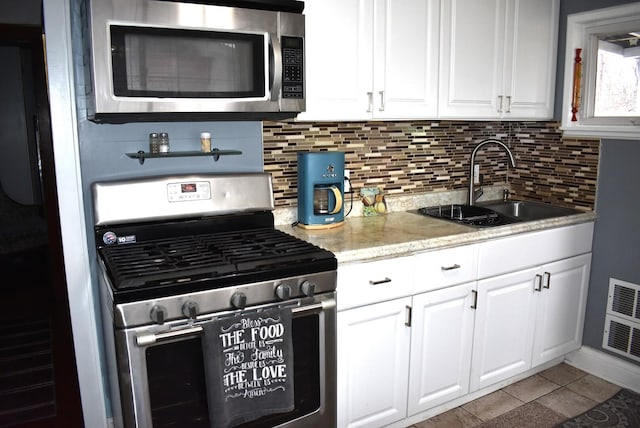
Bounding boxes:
113 294 336 428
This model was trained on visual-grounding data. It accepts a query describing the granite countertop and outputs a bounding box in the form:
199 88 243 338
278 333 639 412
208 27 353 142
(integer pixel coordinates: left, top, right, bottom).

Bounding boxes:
277 210 597 264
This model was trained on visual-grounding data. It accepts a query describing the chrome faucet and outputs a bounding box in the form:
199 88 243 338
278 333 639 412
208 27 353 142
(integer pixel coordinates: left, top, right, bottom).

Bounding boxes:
468 139 516 205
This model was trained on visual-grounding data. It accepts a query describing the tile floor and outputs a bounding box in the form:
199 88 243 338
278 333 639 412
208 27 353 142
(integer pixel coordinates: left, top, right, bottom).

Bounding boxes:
409 363 623 428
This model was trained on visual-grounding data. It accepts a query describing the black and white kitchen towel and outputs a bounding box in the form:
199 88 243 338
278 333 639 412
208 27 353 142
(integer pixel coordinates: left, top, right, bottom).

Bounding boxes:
202 307 294 428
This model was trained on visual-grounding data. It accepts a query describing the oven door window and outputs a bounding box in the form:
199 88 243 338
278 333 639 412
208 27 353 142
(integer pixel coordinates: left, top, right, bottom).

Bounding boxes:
110 26 266 99
146 314 320 428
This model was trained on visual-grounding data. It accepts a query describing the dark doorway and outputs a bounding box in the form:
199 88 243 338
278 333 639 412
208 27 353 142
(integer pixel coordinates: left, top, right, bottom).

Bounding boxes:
0 5 84 428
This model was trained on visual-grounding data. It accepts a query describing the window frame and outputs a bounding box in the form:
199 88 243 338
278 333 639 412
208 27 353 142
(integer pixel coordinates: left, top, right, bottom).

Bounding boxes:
562 3 640 139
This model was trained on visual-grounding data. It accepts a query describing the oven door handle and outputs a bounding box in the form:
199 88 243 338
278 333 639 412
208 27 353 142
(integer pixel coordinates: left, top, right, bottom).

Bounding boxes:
136 325 204 347
136 302 328 347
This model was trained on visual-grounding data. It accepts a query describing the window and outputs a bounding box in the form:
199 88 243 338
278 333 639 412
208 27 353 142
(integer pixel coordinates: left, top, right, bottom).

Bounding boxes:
562 3 640 139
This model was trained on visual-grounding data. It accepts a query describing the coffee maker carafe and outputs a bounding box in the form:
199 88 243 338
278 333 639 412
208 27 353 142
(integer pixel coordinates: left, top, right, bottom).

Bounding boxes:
297 151 345 229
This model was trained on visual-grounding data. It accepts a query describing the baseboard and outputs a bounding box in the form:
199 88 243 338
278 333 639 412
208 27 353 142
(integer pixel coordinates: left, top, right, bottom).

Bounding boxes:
564 346 640 393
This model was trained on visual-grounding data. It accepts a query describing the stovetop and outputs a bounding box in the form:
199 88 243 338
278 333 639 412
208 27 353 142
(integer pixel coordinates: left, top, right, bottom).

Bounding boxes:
92 173 338 306
99 227 336 303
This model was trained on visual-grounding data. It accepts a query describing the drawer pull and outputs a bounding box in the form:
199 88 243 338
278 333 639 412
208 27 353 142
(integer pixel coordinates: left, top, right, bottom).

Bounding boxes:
543 272 551 289
470 289 478 309
534 274 543 292
441 264 461 271
405 305 412 327
369 277 392 285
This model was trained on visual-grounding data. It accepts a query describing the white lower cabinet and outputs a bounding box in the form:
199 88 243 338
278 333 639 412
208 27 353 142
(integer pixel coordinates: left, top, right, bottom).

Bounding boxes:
337 297 411 428
336 223 593 428
408 283 475 414
532 254 591 366
471 253 592 391
471 266 539 391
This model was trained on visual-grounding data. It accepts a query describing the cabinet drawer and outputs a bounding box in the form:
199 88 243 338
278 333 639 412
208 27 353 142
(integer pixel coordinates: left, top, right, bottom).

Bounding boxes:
477 222 594 279
337 256 414 310
413 245 478 293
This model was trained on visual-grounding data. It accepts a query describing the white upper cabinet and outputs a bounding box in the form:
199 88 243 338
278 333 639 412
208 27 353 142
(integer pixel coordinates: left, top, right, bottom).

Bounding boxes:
299 0 439 121
439 0 559 120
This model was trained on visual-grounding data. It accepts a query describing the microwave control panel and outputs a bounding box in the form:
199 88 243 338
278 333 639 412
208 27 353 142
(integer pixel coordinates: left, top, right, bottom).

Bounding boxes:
282 36 304 99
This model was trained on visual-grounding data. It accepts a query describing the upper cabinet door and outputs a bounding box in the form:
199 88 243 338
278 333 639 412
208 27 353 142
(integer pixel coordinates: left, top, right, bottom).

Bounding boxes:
439 0 505 119
373 0 440 119
439 0 559 120
299 0 439 121
504 0 559 119
298 0 374 121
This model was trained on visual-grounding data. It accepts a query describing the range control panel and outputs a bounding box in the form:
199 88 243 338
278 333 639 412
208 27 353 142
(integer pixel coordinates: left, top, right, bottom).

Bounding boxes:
167 181 211 202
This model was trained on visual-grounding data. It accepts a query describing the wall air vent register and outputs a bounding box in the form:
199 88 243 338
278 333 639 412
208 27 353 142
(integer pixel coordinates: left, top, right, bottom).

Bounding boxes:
603 278 640 362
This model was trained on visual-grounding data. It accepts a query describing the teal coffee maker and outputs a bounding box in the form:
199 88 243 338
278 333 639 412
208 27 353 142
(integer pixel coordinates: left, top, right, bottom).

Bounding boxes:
297 151 345 229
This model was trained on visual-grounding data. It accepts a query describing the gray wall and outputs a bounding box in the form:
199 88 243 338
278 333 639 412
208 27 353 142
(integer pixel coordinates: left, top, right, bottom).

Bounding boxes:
556 0 640 364
1 0 41 25
584 141 640 350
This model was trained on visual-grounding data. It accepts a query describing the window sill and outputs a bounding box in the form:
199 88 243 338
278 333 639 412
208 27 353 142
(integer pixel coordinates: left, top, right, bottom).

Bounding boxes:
560 125 640 140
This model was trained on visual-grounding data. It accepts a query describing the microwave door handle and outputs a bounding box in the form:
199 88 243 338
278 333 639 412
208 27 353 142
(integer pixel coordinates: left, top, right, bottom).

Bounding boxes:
269 33 282 102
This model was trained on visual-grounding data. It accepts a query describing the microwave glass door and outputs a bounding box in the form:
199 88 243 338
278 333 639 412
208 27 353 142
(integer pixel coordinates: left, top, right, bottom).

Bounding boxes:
110 26 266 99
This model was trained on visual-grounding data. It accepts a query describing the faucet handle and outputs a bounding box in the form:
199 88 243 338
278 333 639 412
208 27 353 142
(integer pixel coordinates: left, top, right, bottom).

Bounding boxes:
503 189 510 202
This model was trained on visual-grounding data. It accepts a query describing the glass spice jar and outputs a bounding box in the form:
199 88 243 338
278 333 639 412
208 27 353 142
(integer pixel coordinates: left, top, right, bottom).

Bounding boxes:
149 132 160 154
158 132 170 153
200 132 211 152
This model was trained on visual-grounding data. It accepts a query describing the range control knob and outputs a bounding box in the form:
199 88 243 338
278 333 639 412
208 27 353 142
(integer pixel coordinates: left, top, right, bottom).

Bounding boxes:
182 301 199 320
230 292 247 310
275 284 291 301
300 280 316 297
150 305 168 325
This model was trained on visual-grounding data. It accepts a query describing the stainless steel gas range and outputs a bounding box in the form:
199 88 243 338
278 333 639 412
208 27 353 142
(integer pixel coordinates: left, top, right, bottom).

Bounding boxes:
92 173 337 428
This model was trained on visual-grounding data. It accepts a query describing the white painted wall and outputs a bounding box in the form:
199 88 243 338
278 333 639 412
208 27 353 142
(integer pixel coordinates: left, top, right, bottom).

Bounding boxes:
42 0 108 426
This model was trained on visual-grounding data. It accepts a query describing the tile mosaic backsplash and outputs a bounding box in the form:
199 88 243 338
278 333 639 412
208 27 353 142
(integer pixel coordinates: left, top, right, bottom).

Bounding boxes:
263 120 599 212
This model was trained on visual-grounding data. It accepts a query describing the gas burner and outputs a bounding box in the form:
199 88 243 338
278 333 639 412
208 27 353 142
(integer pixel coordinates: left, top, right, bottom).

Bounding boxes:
99 227 336 302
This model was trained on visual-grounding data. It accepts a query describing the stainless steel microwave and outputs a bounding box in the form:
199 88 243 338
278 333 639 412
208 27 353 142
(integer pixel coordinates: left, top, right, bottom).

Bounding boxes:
86 0 305 122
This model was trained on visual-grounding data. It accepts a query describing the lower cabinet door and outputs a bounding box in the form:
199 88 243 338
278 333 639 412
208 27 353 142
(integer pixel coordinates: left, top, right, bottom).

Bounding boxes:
471 267 538 391
532 254 591 366
337 298 412 428
408 283 475 415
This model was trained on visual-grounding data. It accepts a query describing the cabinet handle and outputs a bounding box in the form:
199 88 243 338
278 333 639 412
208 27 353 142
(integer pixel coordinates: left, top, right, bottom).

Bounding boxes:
543 272 551 289
379 90 385 111
534 274 543 292
441 263 461 271
505 95 511 113
497 95 503 113
470 289 478 309
405 305 412 327
369 277 392 285
367 92 373 113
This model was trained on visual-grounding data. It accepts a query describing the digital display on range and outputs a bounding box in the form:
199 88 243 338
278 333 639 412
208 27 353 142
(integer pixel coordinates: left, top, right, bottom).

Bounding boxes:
181 183 197 193
167 181 210 202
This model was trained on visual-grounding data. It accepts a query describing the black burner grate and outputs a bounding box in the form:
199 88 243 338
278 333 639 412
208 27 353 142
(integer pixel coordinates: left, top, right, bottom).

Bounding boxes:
99 228 335 291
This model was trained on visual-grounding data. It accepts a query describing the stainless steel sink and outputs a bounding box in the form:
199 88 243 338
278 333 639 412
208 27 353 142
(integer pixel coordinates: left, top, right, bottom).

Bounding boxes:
415 204 519 227
478 200 582 221
413 200 582 227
